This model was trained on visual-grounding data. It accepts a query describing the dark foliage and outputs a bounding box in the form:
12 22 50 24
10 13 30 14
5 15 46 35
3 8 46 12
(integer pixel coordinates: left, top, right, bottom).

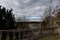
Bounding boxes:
0 6 16 30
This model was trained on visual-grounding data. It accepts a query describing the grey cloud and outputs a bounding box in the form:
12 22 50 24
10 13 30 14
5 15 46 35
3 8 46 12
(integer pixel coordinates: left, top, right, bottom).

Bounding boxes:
0 0 60 19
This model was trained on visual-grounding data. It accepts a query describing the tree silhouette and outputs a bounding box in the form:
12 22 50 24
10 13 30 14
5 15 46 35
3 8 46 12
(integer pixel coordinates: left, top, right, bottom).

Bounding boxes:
0 6 16 30
0 6 16 40
6 9 16 29
0 6 2 30
0 6 7 30
2 7 7 30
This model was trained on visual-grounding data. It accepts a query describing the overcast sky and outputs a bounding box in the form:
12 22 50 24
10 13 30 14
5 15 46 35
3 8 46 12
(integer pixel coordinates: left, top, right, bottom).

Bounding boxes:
0 0 60 18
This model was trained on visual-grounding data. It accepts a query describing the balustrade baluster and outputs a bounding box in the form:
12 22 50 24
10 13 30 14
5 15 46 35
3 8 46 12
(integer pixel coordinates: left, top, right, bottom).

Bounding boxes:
18 32 20 40
13 32 16 40
6 33 9 40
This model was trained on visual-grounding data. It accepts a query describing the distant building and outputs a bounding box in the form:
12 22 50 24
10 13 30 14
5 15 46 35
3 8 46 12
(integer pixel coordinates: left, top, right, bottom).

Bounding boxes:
15 15 59 37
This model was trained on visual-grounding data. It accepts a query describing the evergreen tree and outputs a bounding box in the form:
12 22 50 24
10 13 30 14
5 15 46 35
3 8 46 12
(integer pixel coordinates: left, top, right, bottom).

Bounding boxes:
0 6 16 29
1 7 7 29
0 6 7 30
6 9 16 29
0 6 2 30
0 6 18 40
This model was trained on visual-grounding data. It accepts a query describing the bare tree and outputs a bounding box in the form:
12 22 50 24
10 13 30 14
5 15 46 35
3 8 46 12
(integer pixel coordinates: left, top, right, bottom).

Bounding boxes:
41 0 57 27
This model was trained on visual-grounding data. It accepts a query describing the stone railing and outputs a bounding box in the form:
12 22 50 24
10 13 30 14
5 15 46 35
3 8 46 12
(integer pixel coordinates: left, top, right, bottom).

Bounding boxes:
0 28 58 40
